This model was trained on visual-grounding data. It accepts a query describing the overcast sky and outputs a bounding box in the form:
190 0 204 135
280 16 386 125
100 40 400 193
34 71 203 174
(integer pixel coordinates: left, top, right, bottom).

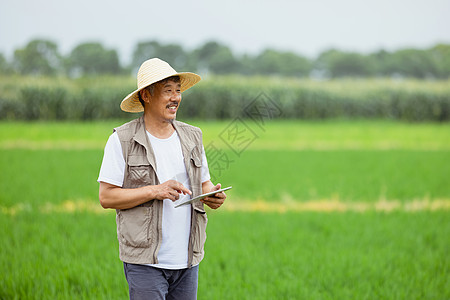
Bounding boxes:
1 0 449 65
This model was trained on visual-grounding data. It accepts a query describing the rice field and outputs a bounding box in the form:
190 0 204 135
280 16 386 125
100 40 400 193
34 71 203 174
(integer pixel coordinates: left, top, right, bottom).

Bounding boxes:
0 120 449 299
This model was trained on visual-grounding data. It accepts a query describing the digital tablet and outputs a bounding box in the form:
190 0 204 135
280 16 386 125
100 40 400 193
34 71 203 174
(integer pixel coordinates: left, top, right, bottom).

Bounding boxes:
174 186 232 208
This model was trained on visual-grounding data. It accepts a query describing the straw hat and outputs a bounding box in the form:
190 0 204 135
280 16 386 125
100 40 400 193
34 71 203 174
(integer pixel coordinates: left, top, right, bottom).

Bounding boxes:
120 58 201 112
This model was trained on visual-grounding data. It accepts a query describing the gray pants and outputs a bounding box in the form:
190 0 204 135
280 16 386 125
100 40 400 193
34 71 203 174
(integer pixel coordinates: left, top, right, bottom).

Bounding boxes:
123 262 199 300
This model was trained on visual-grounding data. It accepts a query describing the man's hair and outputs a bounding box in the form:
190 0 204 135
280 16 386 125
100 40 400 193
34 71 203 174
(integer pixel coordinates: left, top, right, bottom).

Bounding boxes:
138 75 181 108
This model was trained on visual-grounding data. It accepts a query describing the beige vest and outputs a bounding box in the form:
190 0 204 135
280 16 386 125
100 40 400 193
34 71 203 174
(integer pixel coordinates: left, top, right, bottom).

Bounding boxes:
114 116 207 267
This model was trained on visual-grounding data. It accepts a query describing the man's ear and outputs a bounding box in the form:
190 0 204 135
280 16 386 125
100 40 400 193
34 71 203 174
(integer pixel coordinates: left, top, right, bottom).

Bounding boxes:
141 89 151 103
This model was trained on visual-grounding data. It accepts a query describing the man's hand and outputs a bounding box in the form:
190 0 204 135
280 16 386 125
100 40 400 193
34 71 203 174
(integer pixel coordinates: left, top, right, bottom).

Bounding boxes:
154 180 191 201
99 180 191 210
201 181 226 209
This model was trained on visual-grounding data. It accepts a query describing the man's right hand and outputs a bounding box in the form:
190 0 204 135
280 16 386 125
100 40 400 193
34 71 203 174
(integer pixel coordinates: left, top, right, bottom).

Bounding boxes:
153 180 192 201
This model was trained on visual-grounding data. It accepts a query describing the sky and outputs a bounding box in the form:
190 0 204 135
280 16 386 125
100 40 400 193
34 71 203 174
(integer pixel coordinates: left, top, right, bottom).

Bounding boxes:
1 0 449 65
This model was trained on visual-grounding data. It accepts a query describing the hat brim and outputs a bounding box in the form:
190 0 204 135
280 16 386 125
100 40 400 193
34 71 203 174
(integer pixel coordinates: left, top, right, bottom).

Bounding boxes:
120 72 201 113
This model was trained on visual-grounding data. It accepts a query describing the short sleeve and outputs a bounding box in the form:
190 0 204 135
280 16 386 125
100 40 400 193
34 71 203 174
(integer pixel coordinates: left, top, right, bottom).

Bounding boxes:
201 145 211 183
97 132 125 187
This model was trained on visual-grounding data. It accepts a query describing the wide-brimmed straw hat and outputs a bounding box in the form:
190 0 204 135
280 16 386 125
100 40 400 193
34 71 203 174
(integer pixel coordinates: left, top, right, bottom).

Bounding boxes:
120 58 201 112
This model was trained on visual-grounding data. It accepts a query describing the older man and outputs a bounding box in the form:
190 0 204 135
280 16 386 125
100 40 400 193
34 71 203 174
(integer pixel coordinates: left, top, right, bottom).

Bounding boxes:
97 58 226 299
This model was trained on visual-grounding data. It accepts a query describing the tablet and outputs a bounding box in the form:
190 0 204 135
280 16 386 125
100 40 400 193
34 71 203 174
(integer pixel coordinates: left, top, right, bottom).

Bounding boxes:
174 186 232 208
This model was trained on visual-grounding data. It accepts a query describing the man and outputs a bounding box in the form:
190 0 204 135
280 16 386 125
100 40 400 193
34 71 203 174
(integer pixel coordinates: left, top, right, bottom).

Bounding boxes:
97 58 226 299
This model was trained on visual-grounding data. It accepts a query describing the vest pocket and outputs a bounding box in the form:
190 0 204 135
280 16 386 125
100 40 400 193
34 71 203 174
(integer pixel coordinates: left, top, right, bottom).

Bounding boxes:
190 155 202 168
117 206 153 248
127 155 153 188
190 147 203 197
193 207 208 254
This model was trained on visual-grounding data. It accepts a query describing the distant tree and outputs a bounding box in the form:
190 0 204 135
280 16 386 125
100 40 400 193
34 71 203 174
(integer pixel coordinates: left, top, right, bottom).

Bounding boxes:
315 49 374 78
131 40 188 72
239 54 257 75
0 53 13 75
208 47 240 74
279 51 312 77
67 42 121 76
254 49 311 77
132 40 160 68
368 49 391 77
428 44 450 79
13 39 61 75
158 44 188 71
386 48 439 78
253 49 281 75
193 41 222 73
191 41 240 74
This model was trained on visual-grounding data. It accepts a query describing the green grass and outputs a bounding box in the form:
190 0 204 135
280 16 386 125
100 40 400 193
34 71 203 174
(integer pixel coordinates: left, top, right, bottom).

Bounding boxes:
217 149 450 202
0 120 449 299
195 119 450 151
0 150 101 207
0 211 448 299
1 120 449 150
0 212 127 299
1 148 448 208
201 211 449 299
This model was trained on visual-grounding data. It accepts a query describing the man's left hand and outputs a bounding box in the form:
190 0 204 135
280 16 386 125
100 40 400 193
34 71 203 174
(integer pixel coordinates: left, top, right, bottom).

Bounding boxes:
201 181 226 209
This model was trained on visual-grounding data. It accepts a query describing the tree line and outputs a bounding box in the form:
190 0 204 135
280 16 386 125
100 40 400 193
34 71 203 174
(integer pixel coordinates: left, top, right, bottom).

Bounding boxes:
1 39 449 79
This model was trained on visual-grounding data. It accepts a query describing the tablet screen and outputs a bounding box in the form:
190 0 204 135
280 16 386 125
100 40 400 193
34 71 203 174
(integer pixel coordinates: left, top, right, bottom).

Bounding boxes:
174 186 232 208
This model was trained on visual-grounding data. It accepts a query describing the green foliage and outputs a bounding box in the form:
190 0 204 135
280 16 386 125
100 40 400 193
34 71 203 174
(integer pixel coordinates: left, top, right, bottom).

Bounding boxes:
215 149 450 202
0 121 448 299
0 212 128 299
254 49 312 77
182 77 450 121
1 76 449 121
67 42 121 76
0 76 134 120
4 86 131 121
4 38 450 78
316 49 374 78
201 212 449 299
387 48 440 79
0 211 448 299
3 147 448 206
190 41 241 74
0 121 449 206
0 53 13 75
20 87 67 120
132 40 189 72
430 44 450 78
13 39 61 76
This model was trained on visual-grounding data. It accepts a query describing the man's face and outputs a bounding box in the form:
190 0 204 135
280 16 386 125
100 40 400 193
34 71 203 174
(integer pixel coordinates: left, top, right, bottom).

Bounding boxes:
146 79 182 122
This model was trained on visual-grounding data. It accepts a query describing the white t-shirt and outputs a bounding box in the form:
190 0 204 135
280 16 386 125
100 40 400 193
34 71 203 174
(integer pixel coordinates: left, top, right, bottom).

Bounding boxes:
98 130 210 269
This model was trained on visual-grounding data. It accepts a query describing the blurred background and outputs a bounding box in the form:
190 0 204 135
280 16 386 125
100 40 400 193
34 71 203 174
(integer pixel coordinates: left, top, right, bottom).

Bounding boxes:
0 0 449 121
1 0 449 299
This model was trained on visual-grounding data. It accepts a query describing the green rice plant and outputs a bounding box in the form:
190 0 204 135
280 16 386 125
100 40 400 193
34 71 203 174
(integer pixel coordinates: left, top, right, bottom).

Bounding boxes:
0 148 448 207
213 149 450 202
200 211 449 299
0 121 448 299
0 212 127 299
0 121 449 206
0 211 448 299
1 120 449 151
0 149 101 207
